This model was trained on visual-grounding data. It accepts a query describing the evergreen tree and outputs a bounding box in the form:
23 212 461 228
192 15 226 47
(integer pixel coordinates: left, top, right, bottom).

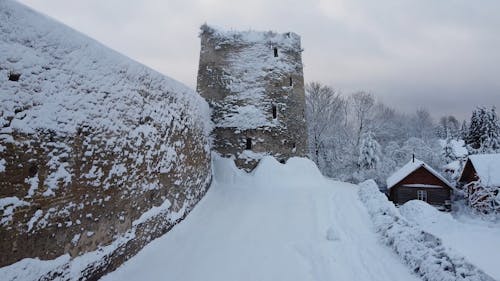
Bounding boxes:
466 107 484 150
479 107 500 153
459 120 468 141
466 106 500 153
358 131 381 170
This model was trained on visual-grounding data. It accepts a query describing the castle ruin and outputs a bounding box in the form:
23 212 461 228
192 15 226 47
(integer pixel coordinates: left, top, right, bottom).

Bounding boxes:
197 25 308 170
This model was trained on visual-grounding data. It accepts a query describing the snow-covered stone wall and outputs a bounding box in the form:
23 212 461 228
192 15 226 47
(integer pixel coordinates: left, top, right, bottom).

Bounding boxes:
197 24 308 171
0 0 211 278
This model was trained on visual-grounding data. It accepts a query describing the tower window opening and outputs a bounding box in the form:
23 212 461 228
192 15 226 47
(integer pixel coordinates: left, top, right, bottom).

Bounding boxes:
9 72 21 81
272 105 277 119
274 47 278 57
289 77 293 86
246 137 252 150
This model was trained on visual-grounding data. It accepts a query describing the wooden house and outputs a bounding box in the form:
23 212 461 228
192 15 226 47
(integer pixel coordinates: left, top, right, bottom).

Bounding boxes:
458 154 500 212
458 154 500 188
387 158 453 209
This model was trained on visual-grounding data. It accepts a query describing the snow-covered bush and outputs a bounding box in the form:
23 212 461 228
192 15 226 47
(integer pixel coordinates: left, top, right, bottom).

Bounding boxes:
358 180 495 281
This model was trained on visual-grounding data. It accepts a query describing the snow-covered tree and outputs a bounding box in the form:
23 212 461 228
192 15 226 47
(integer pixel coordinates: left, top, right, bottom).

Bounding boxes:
466 106 500 153
358 131 381 170
442 136 456 163
437 115 460 139
305 82 346 170
459 120 468 141
349 91 375 146
478 107 500 153
410 109 435 142
398 137 444 169
466 107 483 150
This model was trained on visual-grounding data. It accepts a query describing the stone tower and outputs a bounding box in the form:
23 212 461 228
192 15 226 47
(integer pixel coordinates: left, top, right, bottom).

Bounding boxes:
197 24 308 170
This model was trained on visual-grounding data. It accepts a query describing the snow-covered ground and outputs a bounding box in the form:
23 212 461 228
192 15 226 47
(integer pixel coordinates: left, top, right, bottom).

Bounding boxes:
101 156 419 281
400 200 500 280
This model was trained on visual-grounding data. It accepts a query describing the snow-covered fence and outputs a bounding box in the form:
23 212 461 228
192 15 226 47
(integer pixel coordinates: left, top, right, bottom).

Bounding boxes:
358 180 495 281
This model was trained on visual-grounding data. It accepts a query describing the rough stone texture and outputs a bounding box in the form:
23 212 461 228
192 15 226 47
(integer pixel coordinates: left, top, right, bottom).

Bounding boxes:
197 25 308 171
0 1 211 279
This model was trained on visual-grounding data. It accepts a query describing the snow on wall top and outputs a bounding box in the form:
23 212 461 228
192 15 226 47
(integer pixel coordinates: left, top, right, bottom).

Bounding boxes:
386 159 452 189
0 0 209 136
201 24 301 50
467 153 500 186
200 24 301 130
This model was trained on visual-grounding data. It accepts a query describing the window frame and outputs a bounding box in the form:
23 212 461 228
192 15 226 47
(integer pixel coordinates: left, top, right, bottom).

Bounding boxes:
417 190 427 202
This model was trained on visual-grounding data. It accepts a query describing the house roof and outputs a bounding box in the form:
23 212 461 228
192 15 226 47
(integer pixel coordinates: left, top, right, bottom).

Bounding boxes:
386 159 452 190
465 154 500 186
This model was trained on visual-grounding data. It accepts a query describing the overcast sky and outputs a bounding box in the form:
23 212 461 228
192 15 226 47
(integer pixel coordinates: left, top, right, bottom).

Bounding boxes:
19 0 500 120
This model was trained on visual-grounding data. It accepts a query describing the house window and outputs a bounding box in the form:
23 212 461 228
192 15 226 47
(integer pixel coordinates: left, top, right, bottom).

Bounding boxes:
417 190 427 202
272 105 277 119
274 47 278 57
246 138 252 150
289 77 293 86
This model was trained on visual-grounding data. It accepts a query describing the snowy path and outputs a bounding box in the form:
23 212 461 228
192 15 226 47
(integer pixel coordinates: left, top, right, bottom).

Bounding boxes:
101 157 419 281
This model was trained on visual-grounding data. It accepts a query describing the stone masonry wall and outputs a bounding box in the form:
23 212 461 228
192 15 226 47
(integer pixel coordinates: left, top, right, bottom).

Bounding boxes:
0 1 212 279
197 25 308 171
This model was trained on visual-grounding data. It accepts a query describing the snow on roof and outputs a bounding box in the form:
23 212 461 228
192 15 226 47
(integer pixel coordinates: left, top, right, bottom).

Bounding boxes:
467 154 500 186
386 159 452 189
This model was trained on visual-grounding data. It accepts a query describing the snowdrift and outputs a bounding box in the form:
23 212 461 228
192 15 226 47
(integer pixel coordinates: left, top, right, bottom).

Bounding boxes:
358 180 495 281
213 153 326 188
0 0 211 279
399 200 455 225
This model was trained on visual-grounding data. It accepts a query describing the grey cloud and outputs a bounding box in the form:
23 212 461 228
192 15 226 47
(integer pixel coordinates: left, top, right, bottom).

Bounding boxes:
18 0 500 119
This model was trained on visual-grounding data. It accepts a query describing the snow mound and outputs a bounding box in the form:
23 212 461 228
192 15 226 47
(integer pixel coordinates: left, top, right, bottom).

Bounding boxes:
212 153 251 184
252 156 326 187
213 154 326 188
358 180 495 281
400 200 454 225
